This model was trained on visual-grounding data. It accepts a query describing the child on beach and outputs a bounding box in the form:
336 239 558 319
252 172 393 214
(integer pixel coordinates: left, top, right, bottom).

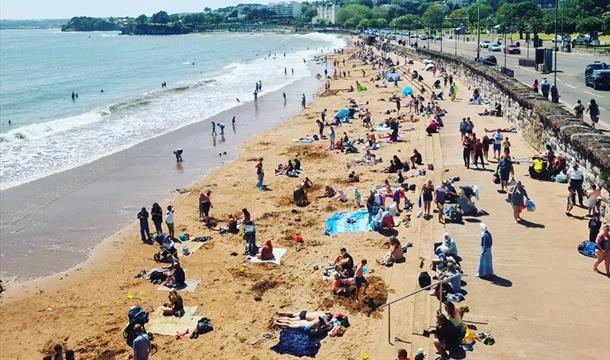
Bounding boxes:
502 137 511 156
566 187 575 216
166 206 175 239
355 259 368 302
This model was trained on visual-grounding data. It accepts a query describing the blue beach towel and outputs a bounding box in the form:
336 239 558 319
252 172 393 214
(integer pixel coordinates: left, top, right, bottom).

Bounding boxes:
270 328 327 358
324 208 372 235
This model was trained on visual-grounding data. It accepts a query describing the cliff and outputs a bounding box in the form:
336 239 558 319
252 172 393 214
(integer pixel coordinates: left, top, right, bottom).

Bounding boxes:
61 17 120 32
121 23 192 35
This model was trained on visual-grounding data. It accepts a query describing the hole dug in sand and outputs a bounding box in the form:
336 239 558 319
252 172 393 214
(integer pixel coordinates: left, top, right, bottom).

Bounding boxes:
316 275 389 318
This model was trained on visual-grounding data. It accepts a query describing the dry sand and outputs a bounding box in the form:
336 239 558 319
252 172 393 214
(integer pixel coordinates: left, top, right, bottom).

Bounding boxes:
0 43 430 359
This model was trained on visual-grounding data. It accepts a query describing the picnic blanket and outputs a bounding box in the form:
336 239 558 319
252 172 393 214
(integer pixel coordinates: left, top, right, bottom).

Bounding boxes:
158 279 201 292
270 328 327 358
324 208 371 235
147 306 199 336
247 248 287 265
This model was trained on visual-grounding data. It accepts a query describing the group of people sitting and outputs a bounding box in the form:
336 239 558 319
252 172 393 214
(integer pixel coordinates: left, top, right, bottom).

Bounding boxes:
293 177 314 207
329 248 369 302
528 144 567 181
275 158 302 177
478 102 502 117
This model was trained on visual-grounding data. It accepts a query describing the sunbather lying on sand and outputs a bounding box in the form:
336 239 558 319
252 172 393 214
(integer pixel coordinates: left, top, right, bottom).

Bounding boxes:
277 311 333 322
273 313 333 333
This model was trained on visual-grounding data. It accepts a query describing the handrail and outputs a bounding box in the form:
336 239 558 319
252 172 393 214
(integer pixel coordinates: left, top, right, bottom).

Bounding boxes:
377 273 461 345
378 274 460 310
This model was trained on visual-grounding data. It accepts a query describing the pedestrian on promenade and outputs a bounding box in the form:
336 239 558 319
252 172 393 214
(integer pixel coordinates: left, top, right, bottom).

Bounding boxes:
482 135 491 163
585 99 600 129
151 202 163 234
301 94 306 109
540 78 550 99
476 223 494 279
256 158 265 191
491 129 504 160
573 100 585 119
588 212 602 243
550 85 560 103
473 137 485 170
462 134 472 169
137 207 151 242
509 181 529 223
567 162 584 207
532 79 539 93
593 223 610 275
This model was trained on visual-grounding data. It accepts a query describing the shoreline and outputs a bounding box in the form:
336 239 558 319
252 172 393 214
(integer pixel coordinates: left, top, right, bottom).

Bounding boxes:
0 65 326 282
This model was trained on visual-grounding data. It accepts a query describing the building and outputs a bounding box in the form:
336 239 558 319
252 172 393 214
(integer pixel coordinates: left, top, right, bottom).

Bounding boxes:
267 2 303 18
312 4 340 25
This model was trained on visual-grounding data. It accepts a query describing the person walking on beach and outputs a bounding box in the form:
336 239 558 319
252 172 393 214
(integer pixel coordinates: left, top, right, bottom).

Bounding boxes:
420 180 434 219
218 122 225 135
173 148 183 162
497 155 513 193
476 223 494 279
491 129 504 160
593 223 610 275
151 202 163 234
199 190 212 225
567 162 584 207
211 121 217 136
462 134 472 169
321 108 327 123
132 324 151 360
586 99 600 129
232 116 236 127
166 205 175 239
282 92 287 103
256 158 265 191
301 94 306 109
137 207 151 243
253 91 258 102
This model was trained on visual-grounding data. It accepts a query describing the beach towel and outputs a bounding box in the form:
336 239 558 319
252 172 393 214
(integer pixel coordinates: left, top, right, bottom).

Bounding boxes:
324 208 372 235
247 248 287 265
158 279 201 292
294 138 315 144
373 125 392 132
578 241 597 258
270 328 327 358
175 241 205 256
147 306 199 336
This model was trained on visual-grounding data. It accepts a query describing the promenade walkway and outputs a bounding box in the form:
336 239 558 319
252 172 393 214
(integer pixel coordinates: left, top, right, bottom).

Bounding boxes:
373 52 609 360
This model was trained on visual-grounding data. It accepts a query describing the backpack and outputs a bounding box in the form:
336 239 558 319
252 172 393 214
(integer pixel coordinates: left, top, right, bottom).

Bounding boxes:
124 306 149 346
197 317 213 334
418 271 431 288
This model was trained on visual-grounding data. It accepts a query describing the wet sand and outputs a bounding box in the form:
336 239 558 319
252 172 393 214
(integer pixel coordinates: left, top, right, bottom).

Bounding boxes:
0 72 323 280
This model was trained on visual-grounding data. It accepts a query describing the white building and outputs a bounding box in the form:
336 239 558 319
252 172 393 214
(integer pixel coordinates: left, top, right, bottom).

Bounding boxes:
267 2 303 18
312 4 340 25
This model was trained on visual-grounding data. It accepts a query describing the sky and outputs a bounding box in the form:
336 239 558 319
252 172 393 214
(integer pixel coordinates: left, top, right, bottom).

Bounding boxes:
1 0 297 20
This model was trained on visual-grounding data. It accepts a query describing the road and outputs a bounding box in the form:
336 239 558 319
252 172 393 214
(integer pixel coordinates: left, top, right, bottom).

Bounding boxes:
399 37 610 128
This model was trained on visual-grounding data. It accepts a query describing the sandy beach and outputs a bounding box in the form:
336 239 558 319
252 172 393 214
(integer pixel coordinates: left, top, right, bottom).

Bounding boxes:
1 37 608 360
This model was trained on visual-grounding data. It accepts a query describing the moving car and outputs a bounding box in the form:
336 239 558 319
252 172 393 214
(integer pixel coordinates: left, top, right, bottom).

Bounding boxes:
573 34 591 45
479 40 491 48
586 69 610 90
504 44 521 54
585 62 610 89
477 55 497 66
488 44 501 52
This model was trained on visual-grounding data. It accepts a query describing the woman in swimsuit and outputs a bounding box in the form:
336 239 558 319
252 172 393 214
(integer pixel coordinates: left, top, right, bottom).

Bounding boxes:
420 180 434 218
593 224 610 275
273 312 332 333
199 191 212 225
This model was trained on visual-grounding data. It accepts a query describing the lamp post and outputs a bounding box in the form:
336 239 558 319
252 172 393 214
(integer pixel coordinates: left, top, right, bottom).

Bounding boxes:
476 0 481 61
553 0 559 87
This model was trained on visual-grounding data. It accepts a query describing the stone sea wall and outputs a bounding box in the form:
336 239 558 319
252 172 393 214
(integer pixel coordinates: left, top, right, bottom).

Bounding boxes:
391 44 610 218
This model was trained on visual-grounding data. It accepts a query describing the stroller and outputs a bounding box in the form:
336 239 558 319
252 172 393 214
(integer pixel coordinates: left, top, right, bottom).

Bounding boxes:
153 233 178 262
123 306 150 347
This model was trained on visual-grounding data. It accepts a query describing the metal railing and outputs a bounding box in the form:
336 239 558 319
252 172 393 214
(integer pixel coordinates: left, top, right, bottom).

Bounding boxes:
376 274 460 345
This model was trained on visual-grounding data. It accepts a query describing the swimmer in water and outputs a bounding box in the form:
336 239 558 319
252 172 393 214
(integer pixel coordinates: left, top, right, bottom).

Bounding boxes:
236 98 240 102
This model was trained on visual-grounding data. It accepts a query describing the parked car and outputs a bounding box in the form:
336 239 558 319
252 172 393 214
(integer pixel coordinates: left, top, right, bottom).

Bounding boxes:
504 44 521 54
586 69 610 90
477 55 497 66
488 44 501 52
479 40 491 48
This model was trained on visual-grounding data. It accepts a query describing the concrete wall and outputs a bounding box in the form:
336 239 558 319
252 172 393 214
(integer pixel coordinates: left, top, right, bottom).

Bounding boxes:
391 44 610 219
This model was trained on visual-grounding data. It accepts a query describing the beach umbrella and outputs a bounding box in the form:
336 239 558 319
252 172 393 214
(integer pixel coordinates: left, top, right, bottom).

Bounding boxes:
335 108 350 119
425 63 435 71
402 86 413 96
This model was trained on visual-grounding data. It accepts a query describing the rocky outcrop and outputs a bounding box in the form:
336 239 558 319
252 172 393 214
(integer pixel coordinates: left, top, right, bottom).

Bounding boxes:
121 23 192 35
391 45 610 218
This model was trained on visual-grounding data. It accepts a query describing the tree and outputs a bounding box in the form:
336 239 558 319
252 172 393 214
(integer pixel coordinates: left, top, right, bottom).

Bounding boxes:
136 14 148 25
577 16 603 37
358 18 370 28
303 7 318 21
422 4 446 29
468 3 493 28
389 14 420 30
448 8 467 28
336 4 372 25
152 11 170 24
370 18 388 28
345 17 361 28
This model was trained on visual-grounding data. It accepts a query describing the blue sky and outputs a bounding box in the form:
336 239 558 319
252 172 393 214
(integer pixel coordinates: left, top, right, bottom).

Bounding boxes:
1 0 295 20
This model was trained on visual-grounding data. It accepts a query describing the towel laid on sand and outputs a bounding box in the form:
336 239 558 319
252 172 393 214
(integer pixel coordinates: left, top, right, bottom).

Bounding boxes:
147 306 199 336
324 208 371 235
270 328 327 358
158 279 201 292
247 248 287 265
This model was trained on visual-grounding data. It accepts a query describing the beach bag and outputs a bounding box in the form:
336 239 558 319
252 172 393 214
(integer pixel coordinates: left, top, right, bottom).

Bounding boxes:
492 173 500 184
418 271 431 288
197 317 213 334
527 199 536 212
555 173 568 183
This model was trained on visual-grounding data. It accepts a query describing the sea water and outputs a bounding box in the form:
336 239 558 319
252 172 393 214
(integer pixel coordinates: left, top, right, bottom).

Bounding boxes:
0 29 345 189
